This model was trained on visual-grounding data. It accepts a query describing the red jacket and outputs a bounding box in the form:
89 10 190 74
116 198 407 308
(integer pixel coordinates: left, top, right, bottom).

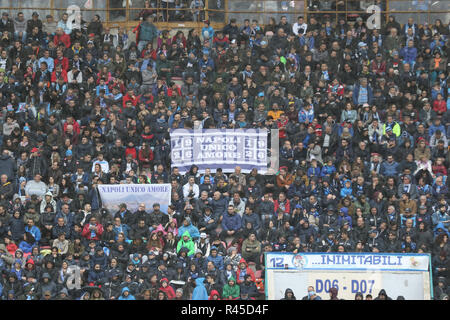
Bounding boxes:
53 33 71 48
277 118 288 139
159 278 176 299
274 199 291 214
123 93 141 108
51 69 68 83
209 290 221 300
236 258 255 284
125 147 137 160
138 148 154 163
433 100 446 114
81 223 104 240
54 56 69 71
63 120 80 135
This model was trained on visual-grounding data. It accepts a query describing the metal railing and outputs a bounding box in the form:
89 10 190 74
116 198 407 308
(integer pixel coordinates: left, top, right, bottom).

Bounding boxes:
2 0 449 27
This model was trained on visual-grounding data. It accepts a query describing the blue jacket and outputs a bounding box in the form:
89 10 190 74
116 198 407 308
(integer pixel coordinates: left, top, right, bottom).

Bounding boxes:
118 287 136 300
139 21 157 42
352 84 373 106
18 241 34 254
87 269 105 283
113 224 131 241
307 167 321 178
192 277 208 300
24 225 41 242
222 212 242 232
91 252 108 269
241 212 261 231
432 212 450 230
205 247 224 270
433 222 450 238
298 108 314 123
9 216 25 240
380 161 399 176
211 197 228 216
178 222 200 240
400 46 417 64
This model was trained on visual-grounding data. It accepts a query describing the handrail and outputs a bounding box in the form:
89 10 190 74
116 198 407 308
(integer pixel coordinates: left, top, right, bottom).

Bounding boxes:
2 7 449 14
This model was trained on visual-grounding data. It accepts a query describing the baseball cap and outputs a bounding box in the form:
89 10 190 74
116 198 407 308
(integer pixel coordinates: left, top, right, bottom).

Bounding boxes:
31 147 39 153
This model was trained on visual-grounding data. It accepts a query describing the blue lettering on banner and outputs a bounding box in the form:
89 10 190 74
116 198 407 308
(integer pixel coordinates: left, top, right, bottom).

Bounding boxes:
326 255 335 264
265 253 429 271
341 255 350 264
364 256 373 264
388 256 396 265
358 256 364 265
372 256 381 265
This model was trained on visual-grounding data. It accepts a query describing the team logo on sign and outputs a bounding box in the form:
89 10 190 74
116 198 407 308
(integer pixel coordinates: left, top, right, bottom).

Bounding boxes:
292 254 307 269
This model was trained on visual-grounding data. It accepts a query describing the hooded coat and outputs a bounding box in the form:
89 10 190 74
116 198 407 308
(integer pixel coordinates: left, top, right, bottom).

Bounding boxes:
178 221 200 240
222 276 240 299
236 258 255 284
176 231 196 256
434 222 450 238
159 278 176 300
374 289 392 300
281 288 296 300
118 286 136 300
329 287 339 300
209 289 221 300
192 277 208 300
38 273 57 298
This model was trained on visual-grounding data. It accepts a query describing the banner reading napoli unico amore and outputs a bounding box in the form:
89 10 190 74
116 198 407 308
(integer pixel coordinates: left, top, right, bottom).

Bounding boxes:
170 129 268 174
98 184 171 213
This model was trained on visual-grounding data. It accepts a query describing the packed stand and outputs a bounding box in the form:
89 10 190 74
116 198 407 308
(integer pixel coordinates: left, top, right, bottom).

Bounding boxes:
0 8 448 300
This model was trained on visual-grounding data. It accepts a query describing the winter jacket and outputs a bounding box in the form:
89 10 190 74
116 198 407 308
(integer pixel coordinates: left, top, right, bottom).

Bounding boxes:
178 222 200 240
138 21 157 42
222 212 242 232
192 277 208 300
0 154 17 178
241 239 261 258
159 278 176 299
236 258 255 284
0 244 14 266
205 247 224 271
223 276 240 299
176 231 196 256
118 286 136 300
241 212 261 230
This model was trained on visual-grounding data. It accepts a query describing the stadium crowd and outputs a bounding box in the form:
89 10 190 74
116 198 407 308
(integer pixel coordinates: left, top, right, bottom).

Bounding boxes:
0 6 448 300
